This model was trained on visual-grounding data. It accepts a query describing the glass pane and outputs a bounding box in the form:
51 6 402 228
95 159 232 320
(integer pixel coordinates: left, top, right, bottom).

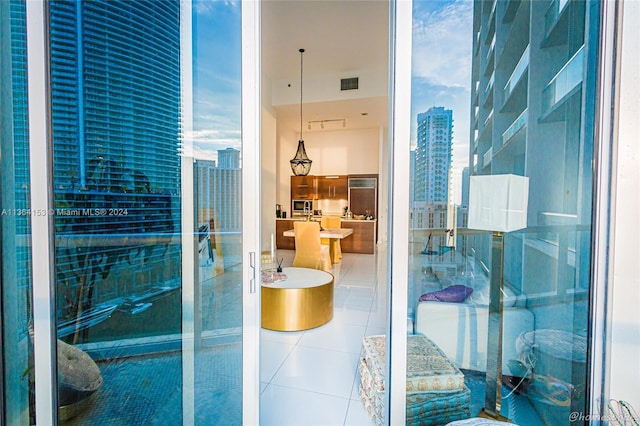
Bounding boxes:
408 0 599 424
1 0 35 423
47 1 243 423
192 1 243 424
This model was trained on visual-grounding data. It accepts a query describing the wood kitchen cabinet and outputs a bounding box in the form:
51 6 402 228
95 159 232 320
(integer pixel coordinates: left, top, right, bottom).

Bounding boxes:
276 219 296 250
316 175 348 200
340 220 376 254
291 176 316 199
276 218 376 254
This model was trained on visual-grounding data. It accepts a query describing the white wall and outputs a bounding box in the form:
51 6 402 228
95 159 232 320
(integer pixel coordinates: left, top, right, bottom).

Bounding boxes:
609 0 640 409
276 126 381 215
378 125 389 243
271 68 387 106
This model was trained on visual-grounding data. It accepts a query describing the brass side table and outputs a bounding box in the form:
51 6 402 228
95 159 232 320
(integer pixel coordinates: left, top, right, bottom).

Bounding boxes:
261 267 334 331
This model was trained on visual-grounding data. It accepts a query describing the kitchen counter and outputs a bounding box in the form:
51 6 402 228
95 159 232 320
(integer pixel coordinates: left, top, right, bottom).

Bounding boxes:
278 216 376 223
276 217 376 254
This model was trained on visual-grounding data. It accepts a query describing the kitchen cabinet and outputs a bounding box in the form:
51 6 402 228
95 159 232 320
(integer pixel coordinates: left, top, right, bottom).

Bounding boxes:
349 187 376 216
291 176 316 199
276 219 296 250
339 220 376 254
276 218 376 254
348 175 377 218
316 175 348 200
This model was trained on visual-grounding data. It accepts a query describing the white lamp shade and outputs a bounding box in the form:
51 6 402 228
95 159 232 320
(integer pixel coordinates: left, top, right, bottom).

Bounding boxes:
468 174 529 232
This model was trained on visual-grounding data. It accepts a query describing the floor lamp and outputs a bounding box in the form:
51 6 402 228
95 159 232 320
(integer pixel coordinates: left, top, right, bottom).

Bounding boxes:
467 174 529 420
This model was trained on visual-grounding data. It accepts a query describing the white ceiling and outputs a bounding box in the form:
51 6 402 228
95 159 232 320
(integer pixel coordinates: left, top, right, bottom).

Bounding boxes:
261 1 390 133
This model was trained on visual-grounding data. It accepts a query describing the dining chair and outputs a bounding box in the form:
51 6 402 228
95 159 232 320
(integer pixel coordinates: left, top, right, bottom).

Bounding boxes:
292 221 332 271
320 216 342 263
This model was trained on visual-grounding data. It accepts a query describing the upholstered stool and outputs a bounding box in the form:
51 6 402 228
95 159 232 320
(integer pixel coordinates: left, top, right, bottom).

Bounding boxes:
359 335 470 425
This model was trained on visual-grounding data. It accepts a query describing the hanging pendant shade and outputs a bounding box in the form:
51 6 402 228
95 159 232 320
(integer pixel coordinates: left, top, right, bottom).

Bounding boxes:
290 48 312 176
290 139 312 176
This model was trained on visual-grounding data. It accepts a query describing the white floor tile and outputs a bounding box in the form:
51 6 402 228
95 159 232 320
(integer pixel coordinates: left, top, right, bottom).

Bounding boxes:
260 384 350 426
344 399 373 426
364 326 386 337
334 286 375 310
332 308 371 328
260 339 295 383
271 345 359 399
260 249 388 425
260 328 304 345
350 368 362 401
298 321 367 354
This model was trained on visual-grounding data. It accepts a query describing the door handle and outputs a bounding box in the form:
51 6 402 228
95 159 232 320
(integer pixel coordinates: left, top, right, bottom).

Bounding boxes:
249 251 256 293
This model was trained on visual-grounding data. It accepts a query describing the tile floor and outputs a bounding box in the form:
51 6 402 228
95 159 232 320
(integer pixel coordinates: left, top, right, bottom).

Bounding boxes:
260 246 387 426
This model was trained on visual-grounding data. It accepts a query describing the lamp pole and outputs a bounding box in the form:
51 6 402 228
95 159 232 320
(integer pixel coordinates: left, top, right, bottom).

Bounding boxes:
482 231 508 420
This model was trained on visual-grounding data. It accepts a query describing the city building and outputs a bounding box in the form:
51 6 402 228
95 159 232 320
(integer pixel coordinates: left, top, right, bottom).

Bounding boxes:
47 0 183 340
413 106 453 203
463 1 599 421
195 159 241 232
217 147 240 169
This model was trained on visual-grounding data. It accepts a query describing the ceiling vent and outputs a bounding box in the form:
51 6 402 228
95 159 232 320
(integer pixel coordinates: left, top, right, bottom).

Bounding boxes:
340 77 359 91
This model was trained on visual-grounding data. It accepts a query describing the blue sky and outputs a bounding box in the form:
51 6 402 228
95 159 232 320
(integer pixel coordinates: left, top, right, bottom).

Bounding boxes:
192 0 242 162
191 0 473 202
411 0 474 203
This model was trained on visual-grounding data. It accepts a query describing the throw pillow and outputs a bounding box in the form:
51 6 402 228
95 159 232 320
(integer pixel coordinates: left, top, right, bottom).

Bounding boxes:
418 284 473 303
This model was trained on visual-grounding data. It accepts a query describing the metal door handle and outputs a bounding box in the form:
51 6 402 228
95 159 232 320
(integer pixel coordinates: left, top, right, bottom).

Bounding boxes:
249 252 256 293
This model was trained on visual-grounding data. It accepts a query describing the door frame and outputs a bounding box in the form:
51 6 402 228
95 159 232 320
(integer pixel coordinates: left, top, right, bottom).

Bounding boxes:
241 0 261 424
25 0 263 423
387 0 412 424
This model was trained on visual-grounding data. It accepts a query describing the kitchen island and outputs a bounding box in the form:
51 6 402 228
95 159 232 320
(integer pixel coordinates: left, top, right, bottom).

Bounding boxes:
276 217 377 254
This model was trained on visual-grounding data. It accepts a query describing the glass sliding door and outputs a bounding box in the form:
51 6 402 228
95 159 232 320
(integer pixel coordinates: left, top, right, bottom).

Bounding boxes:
398 0 604 424
7 0 259 424
1 0 35 423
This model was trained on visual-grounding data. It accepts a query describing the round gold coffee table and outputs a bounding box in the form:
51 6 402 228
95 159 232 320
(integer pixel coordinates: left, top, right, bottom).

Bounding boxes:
261 267 334 331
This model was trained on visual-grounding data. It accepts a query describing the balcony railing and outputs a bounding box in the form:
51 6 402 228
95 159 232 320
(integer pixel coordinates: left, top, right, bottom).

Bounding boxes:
488 0 497 21
502 109 528 147
484 109 494 128
487 33 496 61
542 46 585 111
483 147 493 168
545 0 570 36
503 45 529 103
485 71 495 97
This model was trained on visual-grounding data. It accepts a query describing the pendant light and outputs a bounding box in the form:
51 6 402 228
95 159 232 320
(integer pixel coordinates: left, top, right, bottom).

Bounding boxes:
290 48 312 176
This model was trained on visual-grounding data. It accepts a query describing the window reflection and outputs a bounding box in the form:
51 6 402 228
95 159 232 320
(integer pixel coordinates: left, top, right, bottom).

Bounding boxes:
43 0 245 423
407 0 598 424
2 0 35 423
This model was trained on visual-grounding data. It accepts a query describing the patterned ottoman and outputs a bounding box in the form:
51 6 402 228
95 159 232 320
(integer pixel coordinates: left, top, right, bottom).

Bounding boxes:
359 335 470 425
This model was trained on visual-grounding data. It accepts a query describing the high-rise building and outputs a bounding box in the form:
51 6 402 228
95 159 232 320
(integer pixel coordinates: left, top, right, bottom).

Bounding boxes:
49 0 181 193
465 1 600 421
217 147 240 169
195 160 241 232
409 149 416 204
414 107 453 203
466 0 596 295
47 0 182 334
